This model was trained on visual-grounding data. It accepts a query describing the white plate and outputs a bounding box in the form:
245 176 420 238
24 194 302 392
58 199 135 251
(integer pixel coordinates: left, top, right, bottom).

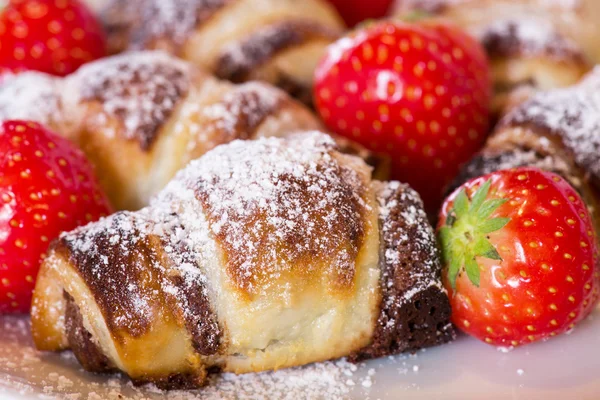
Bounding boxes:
1 306 599 400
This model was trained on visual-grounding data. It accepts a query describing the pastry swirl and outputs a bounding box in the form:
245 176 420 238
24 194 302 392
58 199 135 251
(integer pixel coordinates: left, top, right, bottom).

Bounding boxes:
451 69 600 230
0 51 386 211
394 0 595 117
99 0 345 104
31 133 454 389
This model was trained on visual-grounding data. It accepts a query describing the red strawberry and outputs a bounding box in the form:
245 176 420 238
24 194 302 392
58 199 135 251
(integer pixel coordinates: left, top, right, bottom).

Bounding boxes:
314 21 491 210
0 0 106 77
437 168 600 347
325 0 394 27
0 120 112 313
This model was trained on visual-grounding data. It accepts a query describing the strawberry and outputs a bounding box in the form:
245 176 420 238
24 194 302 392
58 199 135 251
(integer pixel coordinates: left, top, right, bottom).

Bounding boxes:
0 0 107 77
0 120 112 313
314 21 491 210
325 0 394 27
437 167 600 347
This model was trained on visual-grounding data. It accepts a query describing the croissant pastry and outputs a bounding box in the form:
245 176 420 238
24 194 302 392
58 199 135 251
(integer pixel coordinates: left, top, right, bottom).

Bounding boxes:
0 51 385 211
96 0 345 104
394 0 596 117
450 68 600 230
31 132 454 389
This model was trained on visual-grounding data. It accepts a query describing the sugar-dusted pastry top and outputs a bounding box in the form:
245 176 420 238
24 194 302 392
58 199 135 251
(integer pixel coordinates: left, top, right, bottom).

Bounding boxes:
59 132 370 301
0 72 64 127
97 0 344 105
101 0 344 55
71 51 194 149
0 51 383 212
32 132 453 388
395 0 587 62
480 17 584 61
102 0 233 52
35 132 375 385
181 81 305 149
395 0 582 14
500 67 600 183
158 132 371 295
0 51 319 154
54 205 223 355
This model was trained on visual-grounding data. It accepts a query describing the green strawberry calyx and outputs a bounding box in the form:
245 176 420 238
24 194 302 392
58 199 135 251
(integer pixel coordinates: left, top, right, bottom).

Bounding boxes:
438 180 511 289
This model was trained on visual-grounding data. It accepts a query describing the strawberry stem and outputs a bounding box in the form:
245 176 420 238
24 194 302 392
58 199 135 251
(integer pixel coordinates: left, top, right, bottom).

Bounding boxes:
438 180 510 288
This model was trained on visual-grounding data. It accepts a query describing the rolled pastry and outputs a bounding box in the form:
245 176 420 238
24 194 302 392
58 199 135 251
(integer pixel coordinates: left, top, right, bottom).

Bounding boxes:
98 0 345 104
394 0 596 117
0 51 386 211
31 132 454 389
450 68 600 230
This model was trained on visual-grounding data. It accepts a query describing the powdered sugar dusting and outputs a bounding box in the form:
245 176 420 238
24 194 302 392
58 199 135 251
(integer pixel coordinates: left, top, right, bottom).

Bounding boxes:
71 51 192 148
377 182 443 304
165 132 370 294
58 168 221 346
202 83 280 133
181 82 284 153
0 72 63 126
0 317 366 399
501 67 600 182
480 17 583 60
352 181 454 360
47 132 374 370
395 0 581 13
108 0 230 50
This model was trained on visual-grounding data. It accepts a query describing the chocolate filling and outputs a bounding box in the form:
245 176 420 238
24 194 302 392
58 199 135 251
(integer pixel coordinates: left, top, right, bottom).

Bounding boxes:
79 59 190 151
64 292 115 373
59 212 222 352
210 83 286 142
101 0 232 54
351 183 455 361
216 20 339 84
481 21 585 62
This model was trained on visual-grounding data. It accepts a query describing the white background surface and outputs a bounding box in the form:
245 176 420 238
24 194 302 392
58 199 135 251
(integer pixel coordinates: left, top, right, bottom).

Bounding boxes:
1 306 599 399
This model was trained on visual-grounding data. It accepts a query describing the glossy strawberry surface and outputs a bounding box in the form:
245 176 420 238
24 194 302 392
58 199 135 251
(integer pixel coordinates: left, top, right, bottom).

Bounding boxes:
325 0 394 27
0 120 112 313
438 168 600 347
0 0 106 77
314 21 491 210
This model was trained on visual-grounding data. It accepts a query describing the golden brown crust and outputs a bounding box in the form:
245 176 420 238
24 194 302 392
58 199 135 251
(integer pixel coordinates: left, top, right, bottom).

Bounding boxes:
64 292 115 373
499 70 600 189
215 20 340 83
0 52 388 213
101 0 234 54
176 81 323 166
75 52 193 150
395 0 584 14
480 19 586 62
190 133 370 296
57 211 223 354
196 83 289 143
57 213 164 339
97 0 344 104
32 133 453 389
